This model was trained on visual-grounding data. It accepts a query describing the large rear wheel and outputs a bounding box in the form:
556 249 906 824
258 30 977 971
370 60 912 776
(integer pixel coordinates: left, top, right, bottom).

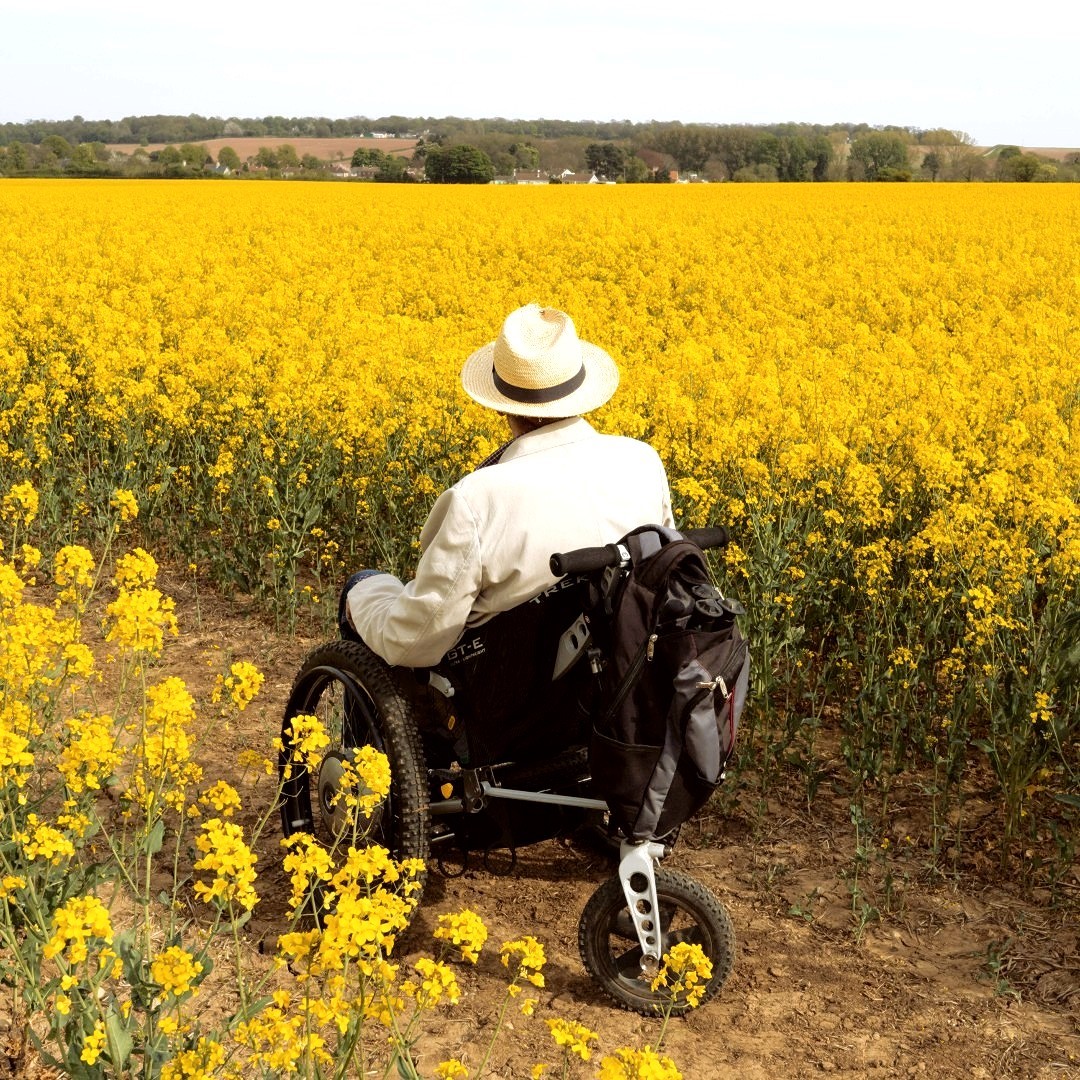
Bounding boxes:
279 640 429 881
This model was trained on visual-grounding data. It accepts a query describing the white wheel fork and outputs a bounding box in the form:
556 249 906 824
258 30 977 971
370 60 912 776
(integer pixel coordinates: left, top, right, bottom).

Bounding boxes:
617 840 668 978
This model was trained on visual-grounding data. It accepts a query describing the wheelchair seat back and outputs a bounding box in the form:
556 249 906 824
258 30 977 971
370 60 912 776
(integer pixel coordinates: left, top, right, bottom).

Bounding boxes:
433 576 594 767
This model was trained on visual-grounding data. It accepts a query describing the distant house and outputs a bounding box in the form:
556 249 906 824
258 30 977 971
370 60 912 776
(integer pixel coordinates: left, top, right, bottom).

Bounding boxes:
560 170 602 184
513 169 549 185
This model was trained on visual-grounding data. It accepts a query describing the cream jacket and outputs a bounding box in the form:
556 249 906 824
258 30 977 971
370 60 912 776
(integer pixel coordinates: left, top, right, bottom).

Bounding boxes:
348 417 674 668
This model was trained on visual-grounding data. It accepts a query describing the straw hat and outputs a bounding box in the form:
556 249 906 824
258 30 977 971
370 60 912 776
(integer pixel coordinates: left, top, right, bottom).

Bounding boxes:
460 304 620 417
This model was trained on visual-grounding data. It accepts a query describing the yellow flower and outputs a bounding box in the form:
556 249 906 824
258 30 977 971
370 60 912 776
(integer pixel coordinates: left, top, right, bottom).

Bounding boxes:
110 487 139 521
649 941 713 1008
112 547 159 589
544 1017 598 1062
435 908 489 964
276 713 331 776
160 1038 227 1080
193 818 259 911
500 935 546 988
42 895 114 965
0 875 26 900
105 584 178 656
597 1046 683 1079
2 481 38 526
151 945 204 997
0 727 34 789
435 1059 470 1078
200 779 242 817
60 712 120 794
80 1021 106 1066
223 660 264 711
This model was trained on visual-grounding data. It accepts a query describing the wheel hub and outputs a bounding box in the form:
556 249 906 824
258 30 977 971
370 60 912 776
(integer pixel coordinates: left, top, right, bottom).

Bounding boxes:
317 750 384 839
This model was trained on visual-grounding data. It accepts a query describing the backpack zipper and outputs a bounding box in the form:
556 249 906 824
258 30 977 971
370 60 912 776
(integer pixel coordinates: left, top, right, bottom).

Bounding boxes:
603 632 657 722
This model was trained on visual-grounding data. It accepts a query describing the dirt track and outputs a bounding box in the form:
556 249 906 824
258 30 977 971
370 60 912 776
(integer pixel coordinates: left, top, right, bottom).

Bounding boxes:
7 571 1075 1079
165 573 1078 1080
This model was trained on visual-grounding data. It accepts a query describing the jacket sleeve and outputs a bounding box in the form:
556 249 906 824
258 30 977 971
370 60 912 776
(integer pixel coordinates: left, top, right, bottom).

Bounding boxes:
346 486 483 668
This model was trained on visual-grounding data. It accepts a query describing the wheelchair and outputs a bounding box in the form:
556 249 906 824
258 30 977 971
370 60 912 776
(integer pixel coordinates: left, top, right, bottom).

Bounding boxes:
278 528 740 1015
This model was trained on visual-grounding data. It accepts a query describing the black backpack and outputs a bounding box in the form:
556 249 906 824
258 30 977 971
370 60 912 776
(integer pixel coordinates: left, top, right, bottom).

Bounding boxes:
586 526 750 843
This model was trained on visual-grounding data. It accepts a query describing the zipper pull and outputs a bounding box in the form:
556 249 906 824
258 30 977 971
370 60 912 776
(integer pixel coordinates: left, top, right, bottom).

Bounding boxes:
646 633 658 661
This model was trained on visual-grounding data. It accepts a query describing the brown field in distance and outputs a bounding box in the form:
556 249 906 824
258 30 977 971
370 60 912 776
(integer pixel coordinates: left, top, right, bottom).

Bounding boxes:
106 137 418 161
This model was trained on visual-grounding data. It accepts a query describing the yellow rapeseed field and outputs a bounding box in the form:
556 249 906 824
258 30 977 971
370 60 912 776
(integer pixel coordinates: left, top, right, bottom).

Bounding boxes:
1 177 1079 1077
1 178 1078 847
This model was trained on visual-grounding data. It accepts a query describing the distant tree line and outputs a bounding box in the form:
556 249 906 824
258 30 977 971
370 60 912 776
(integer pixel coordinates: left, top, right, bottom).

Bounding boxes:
1 114 1077 183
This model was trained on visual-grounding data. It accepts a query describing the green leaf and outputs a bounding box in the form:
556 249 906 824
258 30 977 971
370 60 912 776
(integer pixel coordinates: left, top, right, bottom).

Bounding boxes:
227 993 271 1026
1050 792 1080 809
114 927 146 990
225 909 252 932
143 818 166 857
106 1010 133 1069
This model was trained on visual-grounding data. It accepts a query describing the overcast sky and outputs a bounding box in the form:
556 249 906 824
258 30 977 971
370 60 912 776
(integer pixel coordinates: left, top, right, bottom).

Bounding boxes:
1 0 1076 146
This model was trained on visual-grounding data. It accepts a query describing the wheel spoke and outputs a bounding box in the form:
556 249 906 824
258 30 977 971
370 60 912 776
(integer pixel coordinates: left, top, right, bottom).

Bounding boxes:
612 943 645 978
662 926 703 949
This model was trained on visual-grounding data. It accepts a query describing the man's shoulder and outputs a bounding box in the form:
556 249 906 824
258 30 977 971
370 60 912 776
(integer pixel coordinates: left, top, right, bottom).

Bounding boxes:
462 427 658 484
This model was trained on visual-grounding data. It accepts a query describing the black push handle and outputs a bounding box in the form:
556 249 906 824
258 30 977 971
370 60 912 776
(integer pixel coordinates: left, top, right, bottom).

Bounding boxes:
549 543 623 578
549 526 730 578
683 526 729 550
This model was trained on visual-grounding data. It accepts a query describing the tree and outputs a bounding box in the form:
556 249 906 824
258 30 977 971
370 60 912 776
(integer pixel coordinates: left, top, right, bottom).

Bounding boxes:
40 134 73 160
733 163 778 182
375 155 410 183
655 124 711 174
301 153 323 172
254 146 279 170
423 144 494 184
775 136 812 181
999 152 1042 182
848 132 911 180
351 147 387 168
509 142 540 170
585 142 625 180
178 142 209 169
622 155 649 183
711 126 757 180
217 146 242 172
69 143 98 171
276 144 300 170
921 151 942 181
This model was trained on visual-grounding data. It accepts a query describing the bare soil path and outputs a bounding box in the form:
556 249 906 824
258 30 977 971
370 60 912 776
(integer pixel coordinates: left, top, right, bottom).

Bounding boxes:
9 570 1076 1079
167 571 1078 1080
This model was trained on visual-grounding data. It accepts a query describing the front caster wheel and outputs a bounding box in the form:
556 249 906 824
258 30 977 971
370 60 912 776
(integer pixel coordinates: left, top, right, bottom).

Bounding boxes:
578 868 735 1015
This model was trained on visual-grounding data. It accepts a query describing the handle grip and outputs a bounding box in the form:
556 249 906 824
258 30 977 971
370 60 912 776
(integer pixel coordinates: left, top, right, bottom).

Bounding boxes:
549 543 623 577
683 526 729 550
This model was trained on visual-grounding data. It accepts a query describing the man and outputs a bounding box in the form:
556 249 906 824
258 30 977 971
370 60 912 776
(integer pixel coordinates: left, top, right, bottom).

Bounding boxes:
343 303 674 669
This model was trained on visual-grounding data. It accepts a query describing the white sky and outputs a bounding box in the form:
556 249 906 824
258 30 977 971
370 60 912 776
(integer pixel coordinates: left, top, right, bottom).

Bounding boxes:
1 0 1077 147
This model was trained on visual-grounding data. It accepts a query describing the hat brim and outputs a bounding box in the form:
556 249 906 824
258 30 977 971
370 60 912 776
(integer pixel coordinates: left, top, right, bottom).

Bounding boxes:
460 339 620 418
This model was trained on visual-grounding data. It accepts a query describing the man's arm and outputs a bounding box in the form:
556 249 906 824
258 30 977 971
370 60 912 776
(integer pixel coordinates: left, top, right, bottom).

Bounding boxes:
347 487 483 668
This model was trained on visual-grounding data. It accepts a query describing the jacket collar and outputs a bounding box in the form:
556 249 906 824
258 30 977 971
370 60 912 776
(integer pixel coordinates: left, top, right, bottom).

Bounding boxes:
499 416 598 462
